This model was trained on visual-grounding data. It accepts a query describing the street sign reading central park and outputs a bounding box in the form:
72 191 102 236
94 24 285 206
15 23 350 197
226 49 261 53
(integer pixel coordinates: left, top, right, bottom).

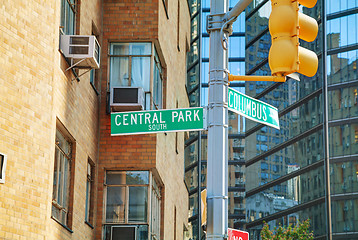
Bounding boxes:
111 107 205 136
228 87 280 129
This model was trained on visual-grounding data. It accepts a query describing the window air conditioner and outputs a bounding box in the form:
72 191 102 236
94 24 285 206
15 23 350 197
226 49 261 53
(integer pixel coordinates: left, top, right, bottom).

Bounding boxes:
110 87 145 112
60 35 100 69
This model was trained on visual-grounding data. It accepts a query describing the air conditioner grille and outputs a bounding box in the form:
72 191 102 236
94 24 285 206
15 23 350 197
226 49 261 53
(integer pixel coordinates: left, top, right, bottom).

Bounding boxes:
70 36 89 45
113 88 139 104
70 46 89 54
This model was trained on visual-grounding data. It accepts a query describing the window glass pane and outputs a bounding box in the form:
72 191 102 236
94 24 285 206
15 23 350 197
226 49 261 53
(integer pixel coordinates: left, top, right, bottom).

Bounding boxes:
329 87 358 121
327 50 358 85
332 199 358 233
331 160 358 195
110 43 151 55
188 39 199 66
131 57 150 90
327 14 358 50
188 192 199 218
228 164 245 188
191 14 200 41
330 124 358 157
106 172 126 185
53 148 59 201
185 140 199 166
56 130 71 155
85 179 90 221
153 59 163 109
246 130 323 191
111 43 130 55
57 154 64 205
128 186 148 222
202 37 209 59
106 186 126 223
249 203 326 238
229 37 245 58
110 57 129 87
107 171 149 185
189 88 200 107
185 166 198 192
246 166 325 221
131 43 151 55
229 62 245 76
126 171 149 185
187 63 200 92
63 156 70 209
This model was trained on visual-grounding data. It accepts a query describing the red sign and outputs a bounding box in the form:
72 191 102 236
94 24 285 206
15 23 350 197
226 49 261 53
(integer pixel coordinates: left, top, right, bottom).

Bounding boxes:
228 228 249 240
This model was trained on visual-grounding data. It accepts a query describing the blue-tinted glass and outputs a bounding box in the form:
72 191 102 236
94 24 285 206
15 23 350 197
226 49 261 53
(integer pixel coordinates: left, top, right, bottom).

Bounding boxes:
327 14 358 50
229 37 245 58
202 37 209 58
229 62 245 76
201 87 208 107
327 49 358 85
201 62 209 84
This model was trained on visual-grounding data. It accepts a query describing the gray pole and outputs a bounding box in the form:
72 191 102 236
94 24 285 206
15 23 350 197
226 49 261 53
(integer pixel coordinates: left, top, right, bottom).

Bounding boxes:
206 0 228 239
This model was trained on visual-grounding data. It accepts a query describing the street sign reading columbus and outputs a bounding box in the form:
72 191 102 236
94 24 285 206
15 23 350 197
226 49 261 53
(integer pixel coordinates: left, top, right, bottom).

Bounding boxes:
111 107 205 136
228 87 280 129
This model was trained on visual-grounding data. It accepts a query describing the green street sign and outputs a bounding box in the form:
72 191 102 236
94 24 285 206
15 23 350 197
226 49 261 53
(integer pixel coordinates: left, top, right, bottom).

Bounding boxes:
111 107 205 136
228 87 280 129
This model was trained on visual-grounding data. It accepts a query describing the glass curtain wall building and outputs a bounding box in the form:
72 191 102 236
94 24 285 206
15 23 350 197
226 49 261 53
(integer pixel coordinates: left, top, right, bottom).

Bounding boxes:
186 0 358 239
245 0 358 240
185 0 247 239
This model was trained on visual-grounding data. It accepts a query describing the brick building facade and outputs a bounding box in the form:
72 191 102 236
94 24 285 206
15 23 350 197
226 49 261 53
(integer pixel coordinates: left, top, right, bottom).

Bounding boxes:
0 0 190 239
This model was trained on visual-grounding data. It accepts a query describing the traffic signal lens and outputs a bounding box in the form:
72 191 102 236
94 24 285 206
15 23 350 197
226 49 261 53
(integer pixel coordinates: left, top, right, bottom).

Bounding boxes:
298 46 318 77
298 12 318 42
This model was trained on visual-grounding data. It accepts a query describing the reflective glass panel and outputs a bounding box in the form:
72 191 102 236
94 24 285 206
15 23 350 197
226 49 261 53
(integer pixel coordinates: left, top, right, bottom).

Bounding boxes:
332 199 358 233
329 124 358 157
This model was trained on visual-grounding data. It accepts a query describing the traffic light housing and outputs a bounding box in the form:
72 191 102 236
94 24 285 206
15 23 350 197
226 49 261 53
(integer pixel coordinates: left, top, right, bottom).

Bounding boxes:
269 0 318 77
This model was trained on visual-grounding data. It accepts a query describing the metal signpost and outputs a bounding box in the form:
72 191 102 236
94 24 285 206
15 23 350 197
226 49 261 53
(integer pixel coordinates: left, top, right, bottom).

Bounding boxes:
111 107 205 136
206 0 252 239
228 87 280 129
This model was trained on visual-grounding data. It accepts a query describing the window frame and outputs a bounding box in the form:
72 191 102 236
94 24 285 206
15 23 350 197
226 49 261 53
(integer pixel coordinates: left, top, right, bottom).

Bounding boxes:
104 171 150 225
103 171 163 240
108 42 164 110
60 0 77 35
85 158 95 227
52 127 75 230
0 152 7 184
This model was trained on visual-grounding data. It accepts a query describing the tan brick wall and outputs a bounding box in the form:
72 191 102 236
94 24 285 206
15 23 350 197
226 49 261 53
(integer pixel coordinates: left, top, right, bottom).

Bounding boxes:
156 0 191 239
0 0 101 239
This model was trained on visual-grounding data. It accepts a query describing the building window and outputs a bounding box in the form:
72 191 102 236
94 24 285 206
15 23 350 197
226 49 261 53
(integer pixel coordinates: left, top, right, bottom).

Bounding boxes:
0 152 7 184
153 51 163 109
151 179 161 240
52 128 74 228
60 0 76 35
104 171 162 240
109 42 164 110
90 26 100 94
85 159 95 226
105 171 149 224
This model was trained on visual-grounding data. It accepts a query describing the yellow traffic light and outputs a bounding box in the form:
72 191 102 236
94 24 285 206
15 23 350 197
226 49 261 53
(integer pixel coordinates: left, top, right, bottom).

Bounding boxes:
269 0 318 77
